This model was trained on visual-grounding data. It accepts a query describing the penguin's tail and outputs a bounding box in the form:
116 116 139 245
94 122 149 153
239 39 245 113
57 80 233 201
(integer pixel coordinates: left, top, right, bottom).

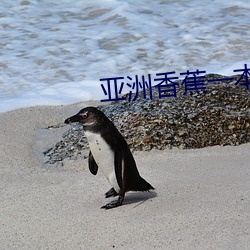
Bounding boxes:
132 176 154 192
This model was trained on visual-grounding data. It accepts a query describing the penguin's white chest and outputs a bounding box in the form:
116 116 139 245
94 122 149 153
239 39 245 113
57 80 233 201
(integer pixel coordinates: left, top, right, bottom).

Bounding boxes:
85 131 120 192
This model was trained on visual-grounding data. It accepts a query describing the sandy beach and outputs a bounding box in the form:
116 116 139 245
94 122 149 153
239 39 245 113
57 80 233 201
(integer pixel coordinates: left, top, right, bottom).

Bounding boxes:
0 102 249 249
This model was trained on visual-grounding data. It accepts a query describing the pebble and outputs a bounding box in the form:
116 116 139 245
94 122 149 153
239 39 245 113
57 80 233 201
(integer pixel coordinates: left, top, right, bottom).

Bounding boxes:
43 74 250 164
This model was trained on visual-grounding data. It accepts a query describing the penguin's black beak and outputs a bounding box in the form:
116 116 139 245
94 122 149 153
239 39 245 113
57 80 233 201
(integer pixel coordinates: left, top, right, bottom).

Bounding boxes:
64 114 81 124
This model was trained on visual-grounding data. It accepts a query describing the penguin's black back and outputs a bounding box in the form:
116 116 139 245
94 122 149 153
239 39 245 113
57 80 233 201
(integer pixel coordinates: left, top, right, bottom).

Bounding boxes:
100 117 154 192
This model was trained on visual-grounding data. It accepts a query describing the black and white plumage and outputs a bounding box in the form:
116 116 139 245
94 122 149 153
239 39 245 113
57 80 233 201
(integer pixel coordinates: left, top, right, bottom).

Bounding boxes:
65 107 154 209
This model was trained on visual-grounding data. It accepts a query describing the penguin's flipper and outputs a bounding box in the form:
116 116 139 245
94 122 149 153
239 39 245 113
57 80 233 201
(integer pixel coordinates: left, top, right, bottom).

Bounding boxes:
105 187 118 198
114 146 124 190
101 196 124 209
88 151 98 175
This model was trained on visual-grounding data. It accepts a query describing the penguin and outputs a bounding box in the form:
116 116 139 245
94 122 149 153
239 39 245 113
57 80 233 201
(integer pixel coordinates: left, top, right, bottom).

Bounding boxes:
65 107 154 209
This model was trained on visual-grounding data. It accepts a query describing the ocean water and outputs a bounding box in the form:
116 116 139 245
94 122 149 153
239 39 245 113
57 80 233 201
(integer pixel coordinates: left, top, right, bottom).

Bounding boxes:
0 0 249 112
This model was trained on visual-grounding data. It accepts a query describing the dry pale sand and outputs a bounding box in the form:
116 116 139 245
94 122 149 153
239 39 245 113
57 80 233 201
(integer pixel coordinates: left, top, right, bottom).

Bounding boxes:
0 102 249 250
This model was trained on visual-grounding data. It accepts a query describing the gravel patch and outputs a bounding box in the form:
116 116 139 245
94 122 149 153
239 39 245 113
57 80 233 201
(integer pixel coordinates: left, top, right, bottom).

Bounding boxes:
43 74 250 164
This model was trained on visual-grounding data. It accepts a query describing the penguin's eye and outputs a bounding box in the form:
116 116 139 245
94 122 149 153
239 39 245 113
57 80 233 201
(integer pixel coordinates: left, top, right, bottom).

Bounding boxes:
79 112 88 119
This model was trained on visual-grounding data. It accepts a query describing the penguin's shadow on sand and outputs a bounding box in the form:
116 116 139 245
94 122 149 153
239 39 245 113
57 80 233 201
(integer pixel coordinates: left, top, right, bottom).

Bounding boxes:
122 191 157 208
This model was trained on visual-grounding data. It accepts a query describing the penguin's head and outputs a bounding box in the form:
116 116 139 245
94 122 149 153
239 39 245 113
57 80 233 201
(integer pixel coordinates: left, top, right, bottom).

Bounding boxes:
65 107 109 129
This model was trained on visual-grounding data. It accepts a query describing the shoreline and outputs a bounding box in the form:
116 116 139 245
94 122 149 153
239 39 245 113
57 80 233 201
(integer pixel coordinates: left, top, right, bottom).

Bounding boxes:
0 102 249 249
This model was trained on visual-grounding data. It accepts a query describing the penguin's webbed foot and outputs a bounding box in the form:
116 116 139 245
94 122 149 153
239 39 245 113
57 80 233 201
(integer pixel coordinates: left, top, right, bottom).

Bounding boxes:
105 187 118 198
101 196 124 209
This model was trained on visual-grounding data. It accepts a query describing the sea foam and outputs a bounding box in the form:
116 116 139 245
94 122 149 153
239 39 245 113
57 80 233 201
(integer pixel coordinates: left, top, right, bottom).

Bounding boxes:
0 0 249 112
